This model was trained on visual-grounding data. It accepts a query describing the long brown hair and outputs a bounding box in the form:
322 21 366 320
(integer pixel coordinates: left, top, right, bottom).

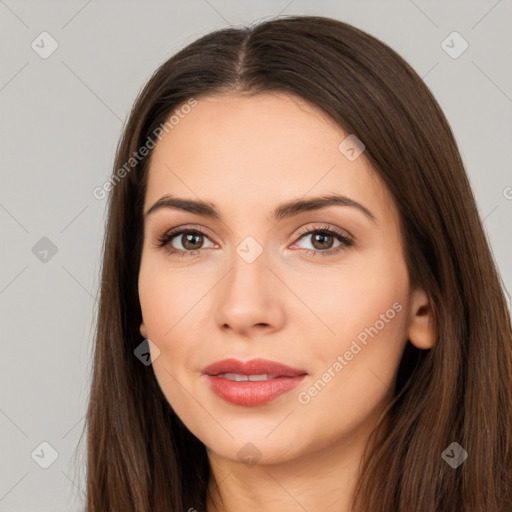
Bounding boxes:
75 14 512 511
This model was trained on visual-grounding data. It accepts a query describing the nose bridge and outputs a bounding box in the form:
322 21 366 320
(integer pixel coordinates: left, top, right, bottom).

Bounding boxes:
214 233 284 333
227 234 272 300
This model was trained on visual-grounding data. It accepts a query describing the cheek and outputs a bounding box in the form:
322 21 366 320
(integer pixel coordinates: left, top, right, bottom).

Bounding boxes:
138 263 197 410
138 258 207 341
291 249 410 386
285 249 409 347
295 265 410 421
138 265 191 398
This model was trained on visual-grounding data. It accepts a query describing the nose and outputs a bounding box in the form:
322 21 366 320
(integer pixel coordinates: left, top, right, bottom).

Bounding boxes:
214 246 286 338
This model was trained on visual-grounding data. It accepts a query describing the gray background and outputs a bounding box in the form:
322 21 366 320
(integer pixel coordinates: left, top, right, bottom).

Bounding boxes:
1 1 511 510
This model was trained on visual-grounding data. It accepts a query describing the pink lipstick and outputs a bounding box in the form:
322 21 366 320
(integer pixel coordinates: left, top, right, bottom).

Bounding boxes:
202 358 308 406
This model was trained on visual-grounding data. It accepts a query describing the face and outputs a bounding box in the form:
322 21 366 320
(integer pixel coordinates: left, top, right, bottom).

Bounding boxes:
138 91 423 465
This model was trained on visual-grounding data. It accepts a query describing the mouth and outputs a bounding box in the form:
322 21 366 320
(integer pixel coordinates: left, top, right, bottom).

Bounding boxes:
201 358 308 406
214 373 283 381
202 357 307 378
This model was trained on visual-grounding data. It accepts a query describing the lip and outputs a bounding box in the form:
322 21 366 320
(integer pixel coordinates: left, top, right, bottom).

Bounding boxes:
202 358 307 378
202 358 308 407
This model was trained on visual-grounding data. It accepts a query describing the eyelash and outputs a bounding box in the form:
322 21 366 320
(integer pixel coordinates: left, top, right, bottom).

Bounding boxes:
155 224 354 259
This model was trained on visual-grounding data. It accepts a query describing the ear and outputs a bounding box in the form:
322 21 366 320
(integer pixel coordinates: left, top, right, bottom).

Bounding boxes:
407 287 436 350
140 322 148 339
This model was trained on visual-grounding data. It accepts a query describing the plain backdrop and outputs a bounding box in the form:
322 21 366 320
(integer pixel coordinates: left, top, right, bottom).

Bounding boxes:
1 1 511 510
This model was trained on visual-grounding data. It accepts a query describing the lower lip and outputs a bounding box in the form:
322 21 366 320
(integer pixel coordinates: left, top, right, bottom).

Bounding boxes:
203 374 307 406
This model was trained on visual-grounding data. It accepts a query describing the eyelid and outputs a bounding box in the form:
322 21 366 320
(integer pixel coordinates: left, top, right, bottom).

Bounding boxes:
158 224 214 241
293 223 354 241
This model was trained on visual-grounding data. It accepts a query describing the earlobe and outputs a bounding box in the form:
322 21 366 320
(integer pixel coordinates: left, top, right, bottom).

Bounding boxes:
140 322 148 339
407 288 436 350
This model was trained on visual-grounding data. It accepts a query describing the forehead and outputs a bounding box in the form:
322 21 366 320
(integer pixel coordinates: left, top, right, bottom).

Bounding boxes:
144 92 394 222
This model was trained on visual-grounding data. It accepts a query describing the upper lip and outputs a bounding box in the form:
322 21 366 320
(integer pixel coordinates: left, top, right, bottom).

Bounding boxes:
202 358 308 377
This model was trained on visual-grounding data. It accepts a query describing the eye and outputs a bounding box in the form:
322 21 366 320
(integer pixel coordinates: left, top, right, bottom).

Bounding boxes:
155 223 354 258
156 227 216 257
292 224 354 257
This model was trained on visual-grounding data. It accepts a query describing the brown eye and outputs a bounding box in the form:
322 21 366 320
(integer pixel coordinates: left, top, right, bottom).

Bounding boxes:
310 232 335 250
157 228 216 257
178 232 204 251
293 225 354 257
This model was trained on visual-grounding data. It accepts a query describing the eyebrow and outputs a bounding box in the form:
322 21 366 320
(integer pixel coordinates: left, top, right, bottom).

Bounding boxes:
144 193 376 223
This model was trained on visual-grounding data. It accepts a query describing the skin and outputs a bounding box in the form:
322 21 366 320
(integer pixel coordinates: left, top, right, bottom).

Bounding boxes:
138 91 435 512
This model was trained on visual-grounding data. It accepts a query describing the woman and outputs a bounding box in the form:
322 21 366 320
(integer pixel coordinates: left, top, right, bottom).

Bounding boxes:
79 14 512 512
